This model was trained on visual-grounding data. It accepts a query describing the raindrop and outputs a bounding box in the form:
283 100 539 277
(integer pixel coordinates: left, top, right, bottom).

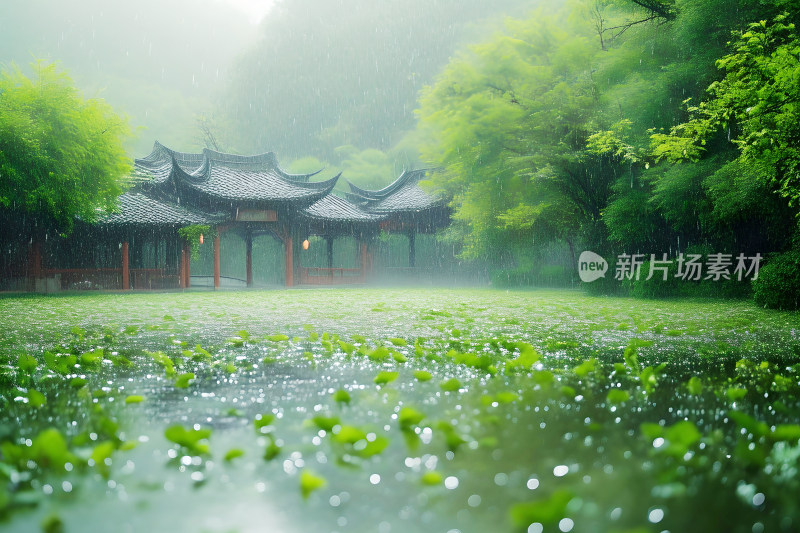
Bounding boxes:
648 508 665 523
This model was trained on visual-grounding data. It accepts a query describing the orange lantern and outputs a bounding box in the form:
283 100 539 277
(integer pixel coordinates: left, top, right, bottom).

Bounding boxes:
302 239 309 250
199 234 204 245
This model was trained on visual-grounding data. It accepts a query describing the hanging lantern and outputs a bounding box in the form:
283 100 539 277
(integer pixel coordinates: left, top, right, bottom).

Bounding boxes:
302 239 309 250
199 234 204 245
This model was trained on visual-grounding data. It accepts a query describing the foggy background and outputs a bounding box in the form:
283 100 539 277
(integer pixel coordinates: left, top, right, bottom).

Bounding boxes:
0 0 534 186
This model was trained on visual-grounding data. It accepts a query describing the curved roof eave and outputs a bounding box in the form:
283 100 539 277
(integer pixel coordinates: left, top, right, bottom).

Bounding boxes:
345 169 418 200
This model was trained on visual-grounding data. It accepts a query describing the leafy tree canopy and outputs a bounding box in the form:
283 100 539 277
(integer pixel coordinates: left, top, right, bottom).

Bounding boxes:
651 13 800 206
0 62 131 232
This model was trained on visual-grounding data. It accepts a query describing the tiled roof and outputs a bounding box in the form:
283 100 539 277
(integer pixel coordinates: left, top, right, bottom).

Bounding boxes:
122 143 448 231
133 141 336 204
173 157 339 202
302 194 382 222
345 169 442 213
98 192 214 226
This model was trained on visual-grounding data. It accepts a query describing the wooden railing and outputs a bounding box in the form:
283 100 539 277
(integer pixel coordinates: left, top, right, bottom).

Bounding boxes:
44 268 121 290
299 267 365 285
131 269 179 290
43 268 179 290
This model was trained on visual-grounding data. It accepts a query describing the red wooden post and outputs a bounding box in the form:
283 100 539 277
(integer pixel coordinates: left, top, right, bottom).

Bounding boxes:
285 235 293 287
179 247 187 288
121 241 130 290
184 243 192 288
213 231 221 290
245 233 253 288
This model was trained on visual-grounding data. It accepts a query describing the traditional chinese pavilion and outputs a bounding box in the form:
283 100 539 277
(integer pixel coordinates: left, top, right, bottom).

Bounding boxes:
1 142 449 291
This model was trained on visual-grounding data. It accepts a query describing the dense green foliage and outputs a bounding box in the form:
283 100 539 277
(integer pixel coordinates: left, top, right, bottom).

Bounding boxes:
753 251 800 310
412 0 800 299
0 62 131 231
177 225 211 260
652 12 800 205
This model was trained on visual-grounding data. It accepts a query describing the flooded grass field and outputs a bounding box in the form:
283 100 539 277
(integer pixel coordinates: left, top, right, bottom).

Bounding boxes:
1 288 799 533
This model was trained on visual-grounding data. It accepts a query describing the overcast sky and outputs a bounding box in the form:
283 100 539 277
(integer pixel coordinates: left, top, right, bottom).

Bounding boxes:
217 0 275 24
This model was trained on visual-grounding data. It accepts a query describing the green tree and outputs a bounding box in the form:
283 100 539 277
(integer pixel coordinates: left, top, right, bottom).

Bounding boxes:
0 62 131 231
650 13 800 207
416 6 620 262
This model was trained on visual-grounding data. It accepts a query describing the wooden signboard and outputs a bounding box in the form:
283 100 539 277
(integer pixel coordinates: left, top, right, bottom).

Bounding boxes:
236 208 277 222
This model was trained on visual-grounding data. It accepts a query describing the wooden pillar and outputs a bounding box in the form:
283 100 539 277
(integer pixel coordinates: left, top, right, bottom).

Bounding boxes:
285 235 294 287
31 241 42 279
179 247 187 288
326 236 334 270
183 243 192 288
360 241 368 281
245 233 253 288
179 247 185 288
213 230 221 290
408 231 416 268
121 241 130 290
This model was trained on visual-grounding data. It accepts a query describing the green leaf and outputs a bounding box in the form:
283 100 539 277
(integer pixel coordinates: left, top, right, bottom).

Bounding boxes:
506 342 540 371
606 389 630 405
164 425 212 455
509 489 574 527
311 415 340 432
27 389 46 408
266 334 290 342
254 413 277 433
125 395 145 404
338 340 355 355
367 346 391 362
398 407 426 428
333 389 351 404
17 354 38 374
440 378 462 392
495 391 519 404
388 338 407 346
421 471 443 485
174 372 195 389
413 370 433 382
70 377 88 388
726 386 748 402
41 513 64 533
728 411 768 437
686 376 703 395
374 371 399 386
264 440 281 461
392 351 408 363
90 441 116 477
224 448 245 461
332 425 366 445
300 470 327 499
573 358 598 378
769 424 800 442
